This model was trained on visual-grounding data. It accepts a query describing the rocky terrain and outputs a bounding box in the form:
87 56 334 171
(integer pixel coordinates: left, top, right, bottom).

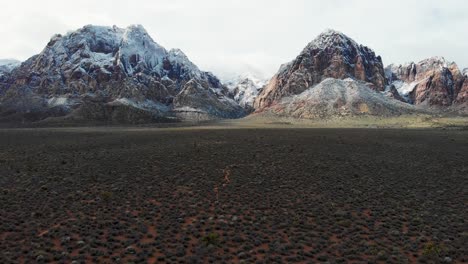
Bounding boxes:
0 59 21 76
0 127 466 263
385 57 467 108
254 30 387 110
0 25 245 123
263 78 424 119
224 74 267 112
454 68 468 110
252 30 468 119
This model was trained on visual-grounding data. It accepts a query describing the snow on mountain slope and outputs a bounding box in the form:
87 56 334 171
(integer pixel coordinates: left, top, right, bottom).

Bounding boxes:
385 57 466 107
0 25 245 123
262 78 423 119
117 25 167 75
254 29 386 109
0 59 20 67
33 25 167 78
224 73 267 111
0 59 21 76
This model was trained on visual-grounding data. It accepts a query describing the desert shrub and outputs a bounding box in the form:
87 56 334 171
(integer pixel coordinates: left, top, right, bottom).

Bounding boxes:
100 191 113 201
422 242 443 257
201 233 220 247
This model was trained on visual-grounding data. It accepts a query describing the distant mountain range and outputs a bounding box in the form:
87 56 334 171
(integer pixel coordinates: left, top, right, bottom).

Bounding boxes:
0 25 466 123
224 73 267 112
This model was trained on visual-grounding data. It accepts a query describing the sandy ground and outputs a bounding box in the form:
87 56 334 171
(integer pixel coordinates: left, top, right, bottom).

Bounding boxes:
0 124 467 263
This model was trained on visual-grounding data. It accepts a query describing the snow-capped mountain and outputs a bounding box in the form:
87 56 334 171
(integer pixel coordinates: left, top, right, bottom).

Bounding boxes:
0 59 20 67
254 29 387 110
0 59 21 76
385 57 466 107
0 25 245 122
224 73 267 111
1 26 468 123
253 29 468 117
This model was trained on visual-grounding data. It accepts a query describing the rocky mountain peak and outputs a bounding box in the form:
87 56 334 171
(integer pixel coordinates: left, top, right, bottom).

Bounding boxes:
417 57 454 72
118 25 167 73
0 59 21 77
224 74 267 111
254 29 386 109
166 49 202 78
37 24 169 78
306 29 360 50
0 24 245 123
385 57 465 107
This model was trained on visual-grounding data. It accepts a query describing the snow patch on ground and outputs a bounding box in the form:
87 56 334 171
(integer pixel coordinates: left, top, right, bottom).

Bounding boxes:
173 106 203 112
113 98 169 112
47 97 69 107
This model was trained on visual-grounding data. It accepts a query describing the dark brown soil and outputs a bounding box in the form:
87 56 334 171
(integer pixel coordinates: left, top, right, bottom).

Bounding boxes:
0 127 467 263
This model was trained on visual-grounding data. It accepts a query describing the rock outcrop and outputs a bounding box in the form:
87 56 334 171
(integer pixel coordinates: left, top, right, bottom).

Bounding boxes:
0 25 245 123
385 57 466 108
0 60 21 87
455 69 468 106
261 78 421 119
224 74 267 112
0 59 21 76
254 30 386 109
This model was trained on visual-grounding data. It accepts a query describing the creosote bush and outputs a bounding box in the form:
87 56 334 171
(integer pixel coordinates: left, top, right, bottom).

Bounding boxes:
422 242 443 257
100 191 113 202
201 233 220 247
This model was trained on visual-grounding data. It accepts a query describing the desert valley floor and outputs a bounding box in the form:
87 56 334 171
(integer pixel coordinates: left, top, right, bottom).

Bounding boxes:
0 125 467 263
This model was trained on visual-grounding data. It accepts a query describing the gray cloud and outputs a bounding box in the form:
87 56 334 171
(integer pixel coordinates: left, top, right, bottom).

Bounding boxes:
1 0 467 79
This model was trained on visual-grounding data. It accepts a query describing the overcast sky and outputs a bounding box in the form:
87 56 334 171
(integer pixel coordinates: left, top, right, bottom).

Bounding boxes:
1 0 467 79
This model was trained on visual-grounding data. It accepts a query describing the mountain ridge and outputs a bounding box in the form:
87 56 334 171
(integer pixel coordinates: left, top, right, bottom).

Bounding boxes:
0 24 245 123
1 26 467 124
224 73 267 112
385 57 466 107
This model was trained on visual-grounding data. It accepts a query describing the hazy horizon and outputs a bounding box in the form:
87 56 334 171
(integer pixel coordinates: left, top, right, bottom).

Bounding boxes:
1 0 467 79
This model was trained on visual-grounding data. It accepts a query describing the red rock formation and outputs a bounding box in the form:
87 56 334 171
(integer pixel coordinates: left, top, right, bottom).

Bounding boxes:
386 57 466 107
254 30 386 109
0 25 244 122
455 77 468 106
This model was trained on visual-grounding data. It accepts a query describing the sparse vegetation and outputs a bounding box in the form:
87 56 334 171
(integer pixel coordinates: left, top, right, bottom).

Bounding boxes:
422 242 443 257
100 191 113 202
201 233 220 247
0 127 466 263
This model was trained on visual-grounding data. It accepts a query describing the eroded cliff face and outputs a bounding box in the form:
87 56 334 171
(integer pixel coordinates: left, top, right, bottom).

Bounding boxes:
454 69 468 106
223 74 267 112
0 25 244 122
254 30 386 109
385 57 466 108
